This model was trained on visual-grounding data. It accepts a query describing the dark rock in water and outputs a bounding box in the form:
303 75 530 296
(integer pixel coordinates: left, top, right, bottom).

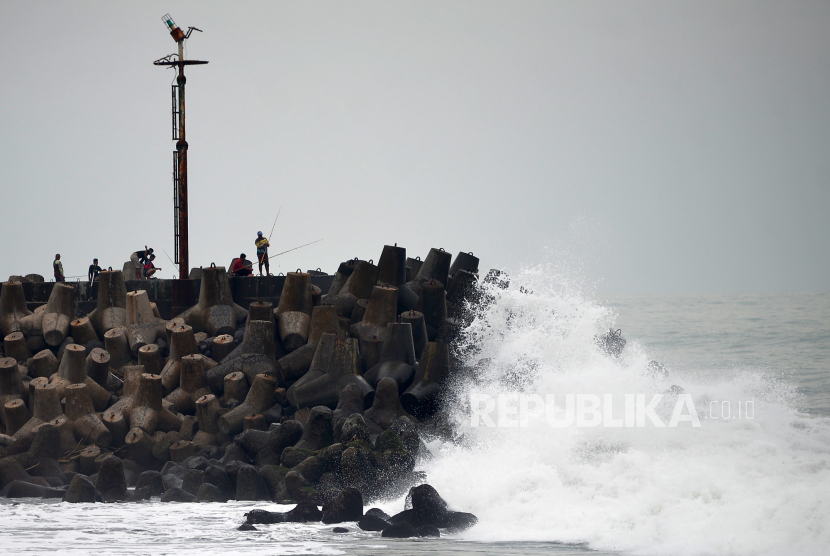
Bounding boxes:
595 328 626 358
417 525 440 537
95 456 127 502
63 474 97 503
322 487 363 524
332 527 349 533
3 479 65 499
285 501 323 522
245 509 285 524
195 483 228 503
181 469 205 495
160 487 196 502
294 406 334 451
130 486 153 501
381 521 418 538
238 523 257 531
365 507 391 520
235 466 270 501
358 514 389 531
388 484 478 531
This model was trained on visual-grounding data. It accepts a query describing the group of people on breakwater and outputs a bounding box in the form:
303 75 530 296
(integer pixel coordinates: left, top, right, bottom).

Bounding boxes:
0 244 482 538
49 246 160 283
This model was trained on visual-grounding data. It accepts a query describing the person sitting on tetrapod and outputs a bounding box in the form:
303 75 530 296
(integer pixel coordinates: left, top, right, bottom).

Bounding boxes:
231 253 253 276
143 254 161 279
255 231 270 276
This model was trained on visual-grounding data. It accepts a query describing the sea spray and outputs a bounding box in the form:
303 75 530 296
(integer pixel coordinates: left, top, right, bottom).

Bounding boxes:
416 265 830 555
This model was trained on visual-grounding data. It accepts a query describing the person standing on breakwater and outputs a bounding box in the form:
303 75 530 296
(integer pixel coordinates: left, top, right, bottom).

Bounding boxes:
143 254 161 279
231 253 253 276
53 254 64 282
255 231 270 276
130 246 153 279
88 258 102 282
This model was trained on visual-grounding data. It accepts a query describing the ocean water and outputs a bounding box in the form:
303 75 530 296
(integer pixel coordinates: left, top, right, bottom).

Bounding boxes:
2 268 829 556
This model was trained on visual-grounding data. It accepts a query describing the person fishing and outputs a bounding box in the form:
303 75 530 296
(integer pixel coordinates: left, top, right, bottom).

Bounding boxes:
143 254 161 279
255 231 270 276
130 246 154 279
231 253 253 276
53 254 65 282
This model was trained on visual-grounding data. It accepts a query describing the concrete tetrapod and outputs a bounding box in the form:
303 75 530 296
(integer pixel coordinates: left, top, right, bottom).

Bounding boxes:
29 350 58 379
12 382 62 441
365 377 412 430
448 251 480 280
375 245 418 313
192 393 225 447
39 282 75 347
3 399 30 436
3 332 31 363
69 317 99 346
18 305 45 338
218 373 276 436
212 334 235 363
275 272 314 353
417 279 447 341
399 310 428 360
293 336 374 410
0 357 24 430
128 373 183 435
137 344 163 376
350 285 398 347
160 324 199 394
48 344 111 411
400 341 449 418
406 248 451 301
321 260 376 319
104 327 133 370
363 322 417 393
164 354 211 415
64 383 112 445
276 305 341 385
326 260 357 297
125 290 167 356
0 281 31 337
178 266 248 336
205 319 277 394
87 270 128 337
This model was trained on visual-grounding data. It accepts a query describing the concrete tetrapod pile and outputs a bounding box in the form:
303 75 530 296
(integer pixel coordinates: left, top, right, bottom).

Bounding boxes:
0 247 485 537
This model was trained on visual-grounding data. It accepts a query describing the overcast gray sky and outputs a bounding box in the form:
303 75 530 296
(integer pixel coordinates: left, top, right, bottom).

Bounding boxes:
1 1 828 294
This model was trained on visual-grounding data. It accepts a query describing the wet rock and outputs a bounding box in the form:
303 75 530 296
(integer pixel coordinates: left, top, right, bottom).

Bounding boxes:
321 487 363 524
416 524 440 537
3 479 66 499
244 508 285 524
181 468 204 495
254 420 303 467
358 513 389 531
294 406 334 451
238 523 257 531
195 482 228 503
292 456 324 484
365 507 391 520
135 470 165 497
95 456 127 502
160 486 196 502
280 446 315 469
235 465 269 501
381 521 418 538
285 501 323 522
339 413 371 444
203 466 235 499
332 527 349 533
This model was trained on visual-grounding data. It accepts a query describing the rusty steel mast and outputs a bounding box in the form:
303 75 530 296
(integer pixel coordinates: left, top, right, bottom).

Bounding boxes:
154 14 208 280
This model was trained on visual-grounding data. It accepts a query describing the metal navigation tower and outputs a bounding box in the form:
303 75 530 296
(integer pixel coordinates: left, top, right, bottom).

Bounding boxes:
154 14 208 280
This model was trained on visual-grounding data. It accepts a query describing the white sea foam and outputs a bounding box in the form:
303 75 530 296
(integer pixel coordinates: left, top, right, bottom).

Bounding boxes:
418 265 830 555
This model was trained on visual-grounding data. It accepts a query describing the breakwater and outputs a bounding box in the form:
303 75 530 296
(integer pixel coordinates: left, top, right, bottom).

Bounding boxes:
0 246 481 539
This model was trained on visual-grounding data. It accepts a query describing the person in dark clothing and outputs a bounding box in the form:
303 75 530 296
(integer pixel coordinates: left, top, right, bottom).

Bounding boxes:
130 246 154 279
53 254 65 282
143 254 161 279
231 254 253 276
88 258 102 282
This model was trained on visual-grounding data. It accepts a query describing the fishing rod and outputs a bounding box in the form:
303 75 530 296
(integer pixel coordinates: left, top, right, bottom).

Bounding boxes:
268 239 324 260
162 248 179 271
260 206 282 265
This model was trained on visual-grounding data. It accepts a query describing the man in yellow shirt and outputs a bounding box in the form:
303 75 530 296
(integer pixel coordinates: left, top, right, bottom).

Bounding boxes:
255 231 270 276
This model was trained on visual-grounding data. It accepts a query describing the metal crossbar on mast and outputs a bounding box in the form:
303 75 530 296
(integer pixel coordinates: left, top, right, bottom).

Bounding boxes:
154 14 208 280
